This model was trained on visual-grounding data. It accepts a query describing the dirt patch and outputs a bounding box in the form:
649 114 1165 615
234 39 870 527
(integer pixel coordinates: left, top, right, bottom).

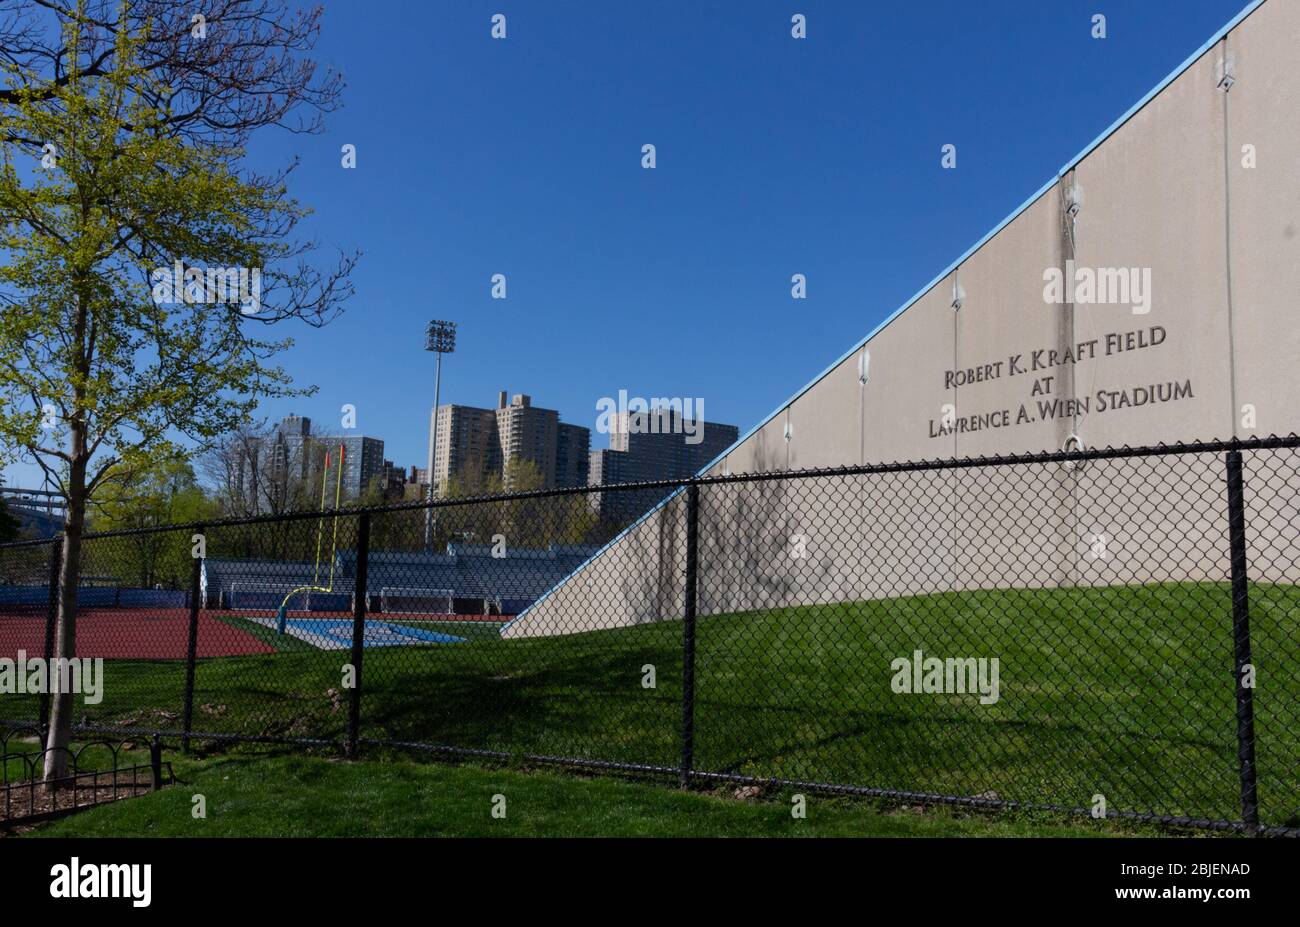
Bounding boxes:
0 774 159 830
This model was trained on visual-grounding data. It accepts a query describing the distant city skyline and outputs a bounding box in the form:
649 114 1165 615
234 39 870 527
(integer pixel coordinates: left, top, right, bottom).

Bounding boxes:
237 414 386 512
431 391 590 491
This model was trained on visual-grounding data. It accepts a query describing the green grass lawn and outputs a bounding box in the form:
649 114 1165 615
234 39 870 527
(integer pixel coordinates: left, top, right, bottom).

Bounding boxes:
6 582 1298 830
24 752 1140 837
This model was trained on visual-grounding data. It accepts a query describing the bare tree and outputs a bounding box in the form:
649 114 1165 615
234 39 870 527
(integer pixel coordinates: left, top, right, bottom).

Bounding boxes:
199 423 267 521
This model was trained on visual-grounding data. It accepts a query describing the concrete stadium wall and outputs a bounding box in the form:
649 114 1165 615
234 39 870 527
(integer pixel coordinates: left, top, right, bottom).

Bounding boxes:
503 0 1299 640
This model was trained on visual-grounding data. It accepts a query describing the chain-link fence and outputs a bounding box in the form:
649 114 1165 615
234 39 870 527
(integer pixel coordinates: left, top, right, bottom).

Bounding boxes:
1 437 1297 833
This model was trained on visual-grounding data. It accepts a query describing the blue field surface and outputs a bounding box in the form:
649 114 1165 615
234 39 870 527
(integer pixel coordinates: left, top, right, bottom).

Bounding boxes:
244 615 465 649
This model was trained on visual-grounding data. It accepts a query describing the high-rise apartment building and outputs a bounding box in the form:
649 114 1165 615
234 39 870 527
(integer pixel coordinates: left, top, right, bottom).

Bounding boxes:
609 408 737 475
238 414 385 512
495 393 557 487
429 392 591 492
335 434 386 498
556 422 591 489
589 408 738 522
431 404 499 491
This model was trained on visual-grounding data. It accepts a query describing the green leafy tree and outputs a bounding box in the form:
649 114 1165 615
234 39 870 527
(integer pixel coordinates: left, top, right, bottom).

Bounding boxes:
433 463 503 550
0 2 354 782
498 457 549 546
432 458 599 552
359 472 426 554
90 456 218 588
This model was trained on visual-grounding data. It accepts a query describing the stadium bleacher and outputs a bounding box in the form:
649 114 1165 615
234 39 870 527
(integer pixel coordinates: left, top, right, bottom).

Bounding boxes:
203 542 602 617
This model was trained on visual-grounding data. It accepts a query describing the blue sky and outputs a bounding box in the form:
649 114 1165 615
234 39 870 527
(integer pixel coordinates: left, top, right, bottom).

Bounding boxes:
4 0 1256 487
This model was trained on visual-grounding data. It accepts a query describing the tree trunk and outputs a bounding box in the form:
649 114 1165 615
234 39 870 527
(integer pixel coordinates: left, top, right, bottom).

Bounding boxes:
42 452 87 784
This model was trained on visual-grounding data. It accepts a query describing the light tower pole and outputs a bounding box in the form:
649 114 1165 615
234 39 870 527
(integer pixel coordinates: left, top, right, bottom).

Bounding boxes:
424 319 457 551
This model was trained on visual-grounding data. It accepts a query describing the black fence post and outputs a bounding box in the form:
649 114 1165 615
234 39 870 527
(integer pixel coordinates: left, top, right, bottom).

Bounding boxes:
347 512 371 760
39 535 63 735
149 736 163 791
1224 450 1259 827
680 483 699 789
181 532 203 753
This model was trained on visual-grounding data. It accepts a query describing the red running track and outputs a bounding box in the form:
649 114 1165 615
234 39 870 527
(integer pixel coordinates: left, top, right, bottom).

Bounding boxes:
0 608 276 660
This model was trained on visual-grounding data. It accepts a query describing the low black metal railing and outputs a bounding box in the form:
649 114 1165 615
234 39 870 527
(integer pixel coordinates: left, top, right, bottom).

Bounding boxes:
0 728 171 828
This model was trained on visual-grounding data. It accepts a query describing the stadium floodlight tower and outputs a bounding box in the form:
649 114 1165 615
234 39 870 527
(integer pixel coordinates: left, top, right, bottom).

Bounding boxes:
424 319 457 551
